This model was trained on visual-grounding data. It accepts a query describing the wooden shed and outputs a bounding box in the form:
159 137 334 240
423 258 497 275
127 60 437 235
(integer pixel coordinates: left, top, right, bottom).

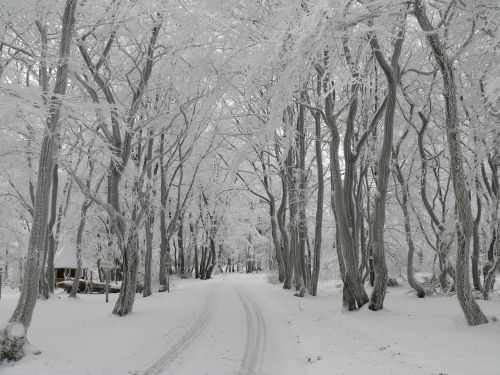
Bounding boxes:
54 243 77 284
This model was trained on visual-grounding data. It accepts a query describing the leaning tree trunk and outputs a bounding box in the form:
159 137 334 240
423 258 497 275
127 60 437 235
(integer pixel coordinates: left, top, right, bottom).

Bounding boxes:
482 256 500 300
367 25 403 311
113 225 140 316
0 0 78 362
395 163 426 298
414 0 488 326
38 239 50 300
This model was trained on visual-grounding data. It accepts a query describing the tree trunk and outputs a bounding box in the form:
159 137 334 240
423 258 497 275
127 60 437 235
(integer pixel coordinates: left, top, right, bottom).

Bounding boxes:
159 134 169 287
190 220 199 279
415 113 452 291
113 226 139 316
270 207 285 282
394 164 426 298
143 134 154 297
143 212 154 297
260 152 286 282
178 214 185 277
326 109 368 310
297 102 308 294
487 230 497 263
482 257 500 300
0 0 78 361
200 245 207 279
70 202 89 298
277 171 292 289
414 0 488 326
472 191 482 291
39 242 50 300
46 163 59 294
367 25 403 311
205 235 216 279
310 110 323 296
286 143 305 297
323 45 369 309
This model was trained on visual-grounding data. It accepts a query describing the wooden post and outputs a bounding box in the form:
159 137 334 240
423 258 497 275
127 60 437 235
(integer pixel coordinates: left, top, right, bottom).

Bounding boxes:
100 260 114 303
0 263 4 300
105 269 110 303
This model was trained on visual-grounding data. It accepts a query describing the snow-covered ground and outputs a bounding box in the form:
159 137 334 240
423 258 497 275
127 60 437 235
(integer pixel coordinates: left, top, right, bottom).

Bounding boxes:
0 274 499 375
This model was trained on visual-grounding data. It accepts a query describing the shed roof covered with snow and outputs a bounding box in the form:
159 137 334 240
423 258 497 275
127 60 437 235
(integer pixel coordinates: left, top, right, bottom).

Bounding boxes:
54 243 77 269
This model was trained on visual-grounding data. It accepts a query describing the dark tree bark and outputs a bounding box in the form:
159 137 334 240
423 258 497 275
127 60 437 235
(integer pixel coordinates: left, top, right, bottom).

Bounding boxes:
324 78 369 310
143 133 155 297
0 0 78 361
482 257 500 300
291 104 306 297
178 213 186 277
69 201 90 298
472 190 482 291
276 138 293 289
260 152 286 283
200 245 207 279
277 174 292 289
159 134 169 287
45 163 59 294
310 108 324 296
393 135 426 298
414 0 488 326
190 218 199 279
367 18 405 311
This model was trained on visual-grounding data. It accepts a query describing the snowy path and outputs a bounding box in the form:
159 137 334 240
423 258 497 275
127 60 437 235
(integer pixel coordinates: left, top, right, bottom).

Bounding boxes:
142 276 305 375
237 287 266 375
143 289 217 374
1 273 499 375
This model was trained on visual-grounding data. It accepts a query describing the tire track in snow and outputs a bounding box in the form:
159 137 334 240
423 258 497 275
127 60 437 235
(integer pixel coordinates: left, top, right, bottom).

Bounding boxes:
238 288 266 375
144 294 216 375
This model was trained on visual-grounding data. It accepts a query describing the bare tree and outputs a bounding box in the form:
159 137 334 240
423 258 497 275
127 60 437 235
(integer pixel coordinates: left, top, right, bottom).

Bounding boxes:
413 0 488 326
367 12 406 311
0 0 78 361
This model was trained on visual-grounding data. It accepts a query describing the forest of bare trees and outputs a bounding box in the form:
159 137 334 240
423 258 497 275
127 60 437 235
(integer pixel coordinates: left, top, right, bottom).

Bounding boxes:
0 0 498 371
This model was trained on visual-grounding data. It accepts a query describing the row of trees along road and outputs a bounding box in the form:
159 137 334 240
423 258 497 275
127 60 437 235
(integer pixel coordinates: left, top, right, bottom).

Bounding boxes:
0 0 499 361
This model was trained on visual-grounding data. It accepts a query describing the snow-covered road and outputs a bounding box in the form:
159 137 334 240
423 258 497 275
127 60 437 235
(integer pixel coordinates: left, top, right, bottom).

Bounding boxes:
1 273 499 374
144 276 305 375
0 274 307 375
